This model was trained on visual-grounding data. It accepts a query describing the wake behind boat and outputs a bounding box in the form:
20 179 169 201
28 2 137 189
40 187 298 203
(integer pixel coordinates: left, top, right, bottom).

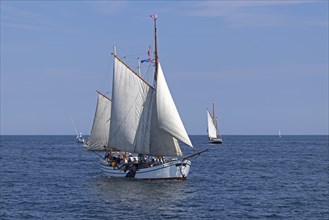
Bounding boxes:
84 15 205 180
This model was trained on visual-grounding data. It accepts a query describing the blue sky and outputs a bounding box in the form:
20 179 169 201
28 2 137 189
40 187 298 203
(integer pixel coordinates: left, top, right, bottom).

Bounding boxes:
1 1 328 135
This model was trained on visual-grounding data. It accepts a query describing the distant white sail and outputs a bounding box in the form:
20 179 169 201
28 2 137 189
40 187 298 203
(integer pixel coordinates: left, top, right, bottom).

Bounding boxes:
207 110 217 139
86 91 111 151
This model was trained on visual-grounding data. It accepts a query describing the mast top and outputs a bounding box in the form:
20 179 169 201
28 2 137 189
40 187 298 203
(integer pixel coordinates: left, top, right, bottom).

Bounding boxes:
150 14 157 20
113 44 117 55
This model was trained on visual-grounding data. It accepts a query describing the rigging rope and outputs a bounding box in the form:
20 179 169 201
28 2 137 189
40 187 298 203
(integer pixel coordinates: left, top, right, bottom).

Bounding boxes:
92 151 104 159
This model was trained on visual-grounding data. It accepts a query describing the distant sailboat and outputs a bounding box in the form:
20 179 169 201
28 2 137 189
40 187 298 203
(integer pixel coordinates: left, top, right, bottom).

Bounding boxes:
71 118 85 144
76 133 85 144
279 130 282 138
207 102 222 144
84 15 206 180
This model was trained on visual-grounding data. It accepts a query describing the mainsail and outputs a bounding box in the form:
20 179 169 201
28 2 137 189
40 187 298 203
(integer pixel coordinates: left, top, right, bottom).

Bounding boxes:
108 55 193 156
207 110 217 139
109 55 154 154
85 91 111 151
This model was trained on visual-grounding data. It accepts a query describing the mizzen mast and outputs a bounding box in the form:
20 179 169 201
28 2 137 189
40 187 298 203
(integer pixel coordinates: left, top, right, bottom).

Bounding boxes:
212 101 215 120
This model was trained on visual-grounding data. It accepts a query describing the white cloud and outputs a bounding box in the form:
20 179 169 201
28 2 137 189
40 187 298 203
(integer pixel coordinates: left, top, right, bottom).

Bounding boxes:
185 1 313 17
1 4 60 31
182 1 326 27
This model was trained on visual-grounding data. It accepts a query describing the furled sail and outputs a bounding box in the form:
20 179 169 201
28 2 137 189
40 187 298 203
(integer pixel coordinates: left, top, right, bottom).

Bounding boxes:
85 91 111 151
207 110 217 139
156 62 193 147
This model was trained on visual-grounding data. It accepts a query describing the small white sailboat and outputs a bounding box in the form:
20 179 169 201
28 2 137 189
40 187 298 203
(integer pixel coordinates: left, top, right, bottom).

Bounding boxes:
76 133 85 144
207 102 222 144
71 118 85 144
279 130 282 138
85 15 205 180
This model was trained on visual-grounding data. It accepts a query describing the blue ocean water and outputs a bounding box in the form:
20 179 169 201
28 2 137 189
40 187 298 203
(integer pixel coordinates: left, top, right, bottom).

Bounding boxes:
0 135 328 219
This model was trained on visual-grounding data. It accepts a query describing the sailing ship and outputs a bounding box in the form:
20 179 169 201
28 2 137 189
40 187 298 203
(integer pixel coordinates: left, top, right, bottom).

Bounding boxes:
71 118 85 144
76 133 85 144
84 15 202 180
279 130 282 138
207 102 222 144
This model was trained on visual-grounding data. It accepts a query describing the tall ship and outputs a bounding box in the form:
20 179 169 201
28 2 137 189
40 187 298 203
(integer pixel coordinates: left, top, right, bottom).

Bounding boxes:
84 15 204 180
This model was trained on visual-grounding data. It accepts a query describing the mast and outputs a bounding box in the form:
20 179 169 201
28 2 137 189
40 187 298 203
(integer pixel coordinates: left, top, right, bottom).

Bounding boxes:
71 117 78 136
212 101 218 132
212 101 215 120
152 15 158 81
113 44 117 55
137 57 141 75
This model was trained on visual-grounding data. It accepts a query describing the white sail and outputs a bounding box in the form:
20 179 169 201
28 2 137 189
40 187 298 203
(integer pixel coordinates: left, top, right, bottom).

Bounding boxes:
207 110 217 139
108 56 192 156
86 92 111 151
92 16 202 180
156 62 193 147
150 97 183 156
108 56 154 154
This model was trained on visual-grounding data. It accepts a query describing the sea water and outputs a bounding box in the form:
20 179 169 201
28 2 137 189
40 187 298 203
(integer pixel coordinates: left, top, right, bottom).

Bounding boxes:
0 135 328 219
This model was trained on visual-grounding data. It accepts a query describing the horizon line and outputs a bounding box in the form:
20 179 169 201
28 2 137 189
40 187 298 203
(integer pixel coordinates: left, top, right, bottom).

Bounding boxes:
1 134 328 136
